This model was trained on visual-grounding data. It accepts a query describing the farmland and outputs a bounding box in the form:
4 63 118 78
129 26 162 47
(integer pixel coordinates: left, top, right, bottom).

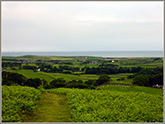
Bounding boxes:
2 55 163 122
7 70 133 84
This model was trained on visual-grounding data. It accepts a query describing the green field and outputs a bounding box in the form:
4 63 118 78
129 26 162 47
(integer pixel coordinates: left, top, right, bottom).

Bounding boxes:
8 70 55 83
7 70 133 84
99 85 163 95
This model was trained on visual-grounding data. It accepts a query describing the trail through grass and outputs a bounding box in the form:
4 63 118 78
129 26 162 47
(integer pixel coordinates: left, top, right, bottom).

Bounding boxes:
25 93 70 122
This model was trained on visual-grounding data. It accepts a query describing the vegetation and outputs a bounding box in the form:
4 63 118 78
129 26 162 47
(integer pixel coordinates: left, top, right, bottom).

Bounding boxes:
2 55 163 122
47 88 163 122
99 85 163 96
2 86 41 122
2 71 108 89
25 93 70 122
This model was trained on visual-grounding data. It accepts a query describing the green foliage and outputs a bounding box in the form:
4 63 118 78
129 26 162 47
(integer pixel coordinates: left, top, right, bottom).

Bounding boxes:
133 75 150 86
5 70 54 83
133 72 163 87
2 71 26 86
47 88 163 122
2 86 42 122
94 74 111 86
47 78 66 89
23 78 42 89
99 85 163 96
149 73 163 85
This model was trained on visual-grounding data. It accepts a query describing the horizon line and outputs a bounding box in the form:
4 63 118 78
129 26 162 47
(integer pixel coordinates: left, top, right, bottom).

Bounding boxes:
2 50 164 52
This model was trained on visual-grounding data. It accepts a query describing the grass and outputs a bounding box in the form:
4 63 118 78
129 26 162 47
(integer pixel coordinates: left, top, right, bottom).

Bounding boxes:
112 79 133 84
6 69 133 84
99 85 163 96
6 70 99 82
8 70 55 83
24 93 70 122
45 73 99 81
108 73 133 84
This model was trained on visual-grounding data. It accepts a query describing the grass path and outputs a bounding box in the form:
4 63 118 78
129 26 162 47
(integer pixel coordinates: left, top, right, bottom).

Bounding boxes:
24 93 70 122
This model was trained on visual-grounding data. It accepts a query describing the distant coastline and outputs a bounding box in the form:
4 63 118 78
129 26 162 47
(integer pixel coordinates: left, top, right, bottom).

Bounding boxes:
1 51 164 57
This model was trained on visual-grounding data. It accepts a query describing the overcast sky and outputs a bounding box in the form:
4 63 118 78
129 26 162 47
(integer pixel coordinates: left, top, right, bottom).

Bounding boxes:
1 1 163 52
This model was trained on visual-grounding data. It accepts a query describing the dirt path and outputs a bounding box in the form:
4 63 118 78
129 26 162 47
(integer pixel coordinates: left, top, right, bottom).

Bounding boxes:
25 93 70 122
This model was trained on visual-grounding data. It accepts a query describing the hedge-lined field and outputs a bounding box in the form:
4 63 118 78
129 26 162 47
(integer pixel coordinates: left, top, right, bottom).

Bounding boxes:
47 88 163 122
2 86 42 122
7 70 133 84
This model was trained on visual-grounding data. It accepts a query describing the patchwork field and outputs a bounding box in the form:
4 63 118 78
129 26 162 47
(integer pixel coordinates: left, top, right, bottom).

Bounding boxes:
7 70 133 85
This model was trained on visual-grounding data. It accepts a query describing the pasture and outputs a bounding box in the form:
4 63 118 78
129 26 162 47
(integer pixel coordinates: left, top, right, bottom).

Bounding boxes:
7 70 133 85
8 70 55 83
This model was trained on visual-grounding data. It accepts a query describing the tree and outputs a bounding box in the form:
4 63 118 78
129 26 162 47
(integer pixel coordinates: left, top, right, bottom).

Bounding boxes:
94 74 111 86
24 78 42 88
33 78 42 88
84 79 96 85
2 71 26 86
48 78 66 89
42 79 48 88
133 74 150 87
24 78 36 88
149 73 163 86
19 65 23 70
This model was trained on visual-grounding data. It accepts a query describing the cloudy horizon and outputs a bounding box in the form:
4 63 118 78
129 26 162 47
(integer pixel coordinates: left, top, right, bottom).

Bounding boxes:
1 1 164 52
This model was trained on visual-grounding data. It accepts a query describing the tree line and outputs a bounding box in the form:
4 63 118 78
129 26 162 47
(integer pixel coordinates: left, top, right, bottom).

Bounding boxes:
2 71 111 89
132 67 163 87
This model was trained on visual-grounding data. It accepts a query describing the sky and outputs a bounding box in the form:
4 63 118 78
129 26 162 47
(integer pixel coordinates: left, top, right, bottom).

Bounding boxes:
1 1 164 52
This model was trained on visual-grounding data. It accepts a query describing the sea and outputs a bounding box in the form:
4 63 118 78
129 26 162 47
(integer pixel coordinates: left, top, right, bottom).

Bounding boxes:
1 51 164 58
